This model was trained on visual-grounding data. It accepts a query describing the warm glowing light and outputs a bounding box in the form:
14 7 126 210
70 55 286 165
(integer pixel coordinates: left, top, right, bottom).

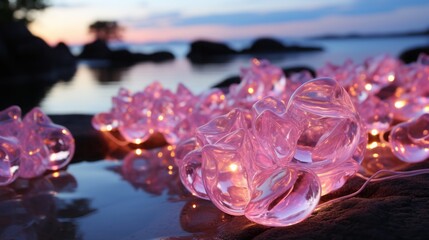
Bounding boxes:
158 115 164 121
168 165 173 170
229 163 238 172
372 153 379 158
135 149 142 155
364 83 372 91
387 74 395 82
146 110 152 117
149 129 154 134
135 139 142 144
220 94 225 100
192 204 197 209
157 152 163 158
52 172 60 178
62 129 68 134
424 106 429 112
367 141 379 149
370 129 379 136
170 151 175 157
394 100 406 109
248 87 254 94
168 170 173 175
252 58 261 65
105 125 113 131
167 145 173 151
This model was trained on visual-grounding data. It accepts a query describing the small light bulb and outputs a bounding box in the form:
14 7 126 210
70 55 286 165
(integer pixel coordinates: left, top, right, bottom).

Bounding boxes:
229 163 238 172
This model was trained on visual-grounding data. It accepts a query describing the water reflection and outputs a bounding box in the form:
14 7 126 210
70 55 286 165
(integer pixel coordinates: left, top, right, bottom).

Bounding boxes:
180 199 232 233
1 83 55 113
361 133 410 175
107 146 267 239
0 65 76 113
0 171 95 240
163 198 266 240
87 66 129 83
109 146 190 201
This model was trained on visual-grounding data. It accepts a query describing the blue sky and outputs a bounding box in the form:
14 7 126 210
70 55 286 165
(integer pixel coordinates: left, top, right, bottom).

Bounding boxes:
30 0 429 44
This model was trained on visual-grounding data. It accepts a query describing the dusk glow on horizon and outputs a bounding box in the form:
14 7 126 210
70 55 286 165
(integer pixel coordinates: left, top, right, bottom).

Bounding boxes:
29 0 429 45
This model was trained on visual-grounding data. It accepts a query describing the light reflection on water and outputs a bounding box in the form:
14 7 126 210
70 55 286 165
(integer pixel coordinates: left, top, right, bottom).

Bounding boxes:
40 37 429 114
0 146 247 239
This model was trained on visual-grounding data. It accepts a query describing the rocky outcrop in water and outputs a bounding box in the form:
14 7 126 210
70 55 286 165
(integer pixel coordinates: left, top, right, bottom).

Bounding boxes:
78 40 175 66
187 37 323 63
399 46 429 63
0 21 77 83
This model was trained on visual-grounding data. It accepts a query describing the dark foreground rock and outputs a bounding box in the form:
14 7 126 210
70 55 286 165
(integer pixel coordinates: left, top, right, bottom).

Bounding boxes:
50 114 429 239
0 21 77 83
78 40 175 66
49 115 167 162
212 65 316 90
187 38 323 63
399 45 429 63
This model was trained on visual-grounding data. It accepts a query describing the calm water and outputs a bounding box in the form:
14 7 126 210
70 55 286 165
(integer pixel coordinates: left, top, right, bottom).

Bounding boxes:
0 146 240 239
40 36 428 114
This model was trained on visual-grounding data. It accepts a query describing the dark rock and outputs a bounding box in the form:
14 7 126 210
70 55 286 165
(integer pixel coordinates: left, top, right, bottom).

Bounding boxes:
49 114 168 162
146 51 175 62
186 40 238 63
0 21 77 83
54 42 77 67
79 40 175 65
212 65 316 91
78 39 111 60
212 75 241 90
110 49 135 67
242 37 323 54
187 38 323 64
399 45 429 63
0 82 54 113
131 51 175 63
283 65 316 78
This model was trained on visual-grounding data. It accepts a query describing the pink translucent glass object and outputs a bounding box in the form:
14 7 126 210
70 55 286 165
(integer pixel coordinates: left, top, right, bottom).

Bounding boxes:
0 106 75 185
357 95 393 134
0 106 22 185
179 78 366 226
390 113 429 163
92 83 221 144
0 136 21 186
92 59 287 145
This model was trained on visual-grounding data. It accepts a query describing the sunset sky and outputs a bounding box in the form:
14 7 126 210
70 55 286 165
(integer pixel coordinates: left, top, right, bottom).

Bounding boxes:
29 0 429 45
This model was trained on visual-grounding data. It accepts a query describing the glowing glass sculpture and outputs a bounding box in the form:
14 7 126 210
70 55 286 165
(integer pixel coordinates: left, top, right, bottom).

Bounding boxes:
390 113 429 163
0 106 75 185
92 59 286 145
91 55 429 227
178 78 366 226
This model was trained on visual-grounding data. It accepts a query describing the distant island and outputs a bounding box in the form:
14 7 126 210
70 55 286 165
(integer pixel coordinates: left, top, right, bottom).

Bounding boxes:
186 37 323 64
310 28 429 40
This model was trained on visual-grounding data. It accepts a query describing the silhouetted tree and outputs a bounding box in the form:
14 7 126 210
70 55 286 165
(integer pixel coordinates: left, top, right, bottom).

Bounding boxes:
0 0 48 24
89 20 123 42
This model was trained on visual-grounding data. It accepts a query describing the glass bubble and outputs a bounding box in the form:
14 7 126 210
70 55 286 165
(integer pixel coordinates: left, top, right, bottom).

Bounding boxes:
390 113 429 163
